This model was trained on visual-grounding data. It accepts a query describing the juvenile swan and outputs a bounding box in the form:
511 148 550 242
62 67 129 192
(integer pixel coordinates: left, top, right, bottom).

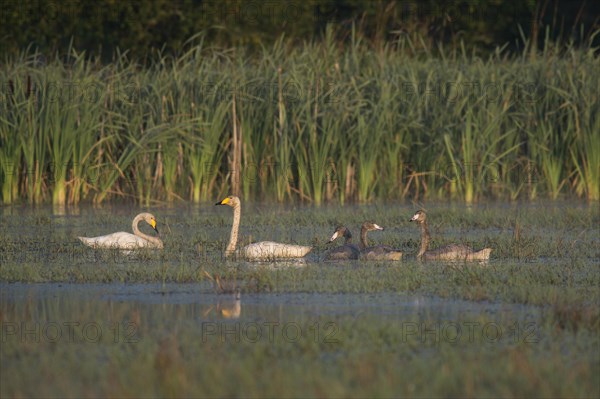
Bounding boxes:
77 212 163 249
324 226 360 260
409 210 492 261
359 222 403 261
215 196 312 260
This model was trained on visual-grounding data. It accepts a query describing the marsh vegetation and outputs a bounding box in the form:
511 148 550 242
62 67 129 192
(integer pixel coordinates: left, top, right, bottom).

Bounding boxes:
2 33 599 206
1 202 598 397
1 16 599 397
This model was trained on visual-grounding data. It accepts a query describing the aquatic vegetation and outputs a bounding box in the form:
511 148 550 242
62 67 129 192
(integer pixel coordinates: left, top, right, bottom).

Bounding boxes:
1 202 598 296
1 283 598 398
1 35 599 205
0 203 599 397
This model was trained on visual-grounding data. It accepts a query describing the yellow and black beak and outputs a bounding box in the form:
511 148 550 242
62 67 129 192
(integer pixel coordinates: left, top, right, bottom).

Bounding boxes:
215 197 230 206
150 218 159 235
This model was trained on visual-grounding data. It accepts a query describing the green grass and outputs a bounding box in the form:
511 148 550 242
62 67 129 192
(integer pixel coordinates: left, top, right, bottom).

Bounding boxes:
2 300 598 398
1 202 598 297
1 203 599 397
1 33 599 205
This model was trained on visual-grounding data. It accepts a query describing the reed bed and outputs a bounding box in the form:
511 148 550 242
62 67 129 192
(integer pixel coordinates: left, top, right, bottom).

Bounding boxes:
1 33 599 205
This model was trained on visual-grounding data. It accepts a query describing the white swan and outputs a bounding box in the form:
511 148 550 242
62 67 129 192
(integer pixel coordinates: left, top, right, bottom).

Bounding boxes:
77 212 163 249
324 225 360 260
359 221 403 261
410 210 492 261
215 196 312 260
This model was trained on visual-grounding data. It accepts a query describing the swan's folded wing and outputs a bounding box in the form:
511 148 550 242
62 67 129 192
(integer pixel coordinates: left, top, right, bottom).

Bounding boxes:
78 232 153 249
241 241 312 260
324 244 360 261
422 244 493 261
362 245 403 260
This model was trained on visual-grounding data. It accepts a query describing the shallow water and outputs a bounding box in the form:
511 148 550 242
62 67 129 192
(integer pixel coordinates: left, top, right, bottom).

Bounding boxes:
1 281 542 319
1 202 598 398
1 281 545 358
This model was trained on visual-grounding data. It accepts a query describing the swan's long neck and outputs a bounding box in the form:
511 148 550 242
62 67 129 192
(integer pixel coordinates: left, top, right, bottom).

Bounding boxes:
344 232 353 245
132 214 163 248
418 220 430 258
359 227 369 250
227 204 241 254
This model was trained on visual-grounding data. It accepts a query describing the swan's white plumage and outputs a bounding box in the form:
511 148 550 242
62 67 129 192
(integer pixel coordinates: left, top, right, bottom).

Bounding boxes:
78 232 156 249
77 212 163 250
240 241 312 259
216 196 312 260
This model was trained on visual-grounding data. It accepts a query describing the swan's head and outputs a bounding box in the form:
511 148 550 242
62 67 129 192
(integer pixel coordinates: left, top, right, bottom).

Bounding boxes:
329 226 351 242
410 210 426 223
215 195 241 208
362 221 384 232
142 213 159 234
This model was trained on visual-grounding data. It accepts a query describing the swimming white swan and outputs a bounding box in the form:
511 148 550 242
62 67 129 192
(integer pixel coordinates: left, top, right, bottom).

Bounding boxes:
359 221 403 261
324 226 360 260
410 210 492 261
215 196 312 260
77 212 163 249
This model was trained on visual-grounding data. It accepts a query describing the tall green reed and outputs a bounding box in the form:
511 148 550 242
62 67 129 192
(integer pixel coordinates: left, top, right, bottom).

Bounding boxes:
1 31 598 205
0 74 24 204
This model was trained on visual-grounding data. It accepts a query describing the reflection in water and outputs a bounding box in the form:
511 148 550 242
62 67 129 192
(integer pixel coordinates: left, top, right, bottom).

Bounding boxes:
202 271 243 318
53 205 66 216
1 282 542 331
245 258 309 268
217 288 242 319
52 205 80 216
202 288 242 319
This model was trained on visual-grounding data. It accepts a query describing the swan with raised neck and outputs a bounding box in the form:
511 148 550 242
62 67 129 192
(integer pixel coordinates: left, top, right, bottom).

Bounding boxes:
215 195 312 260
324 225 360 260
359 221 403 261
409 210 492 261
